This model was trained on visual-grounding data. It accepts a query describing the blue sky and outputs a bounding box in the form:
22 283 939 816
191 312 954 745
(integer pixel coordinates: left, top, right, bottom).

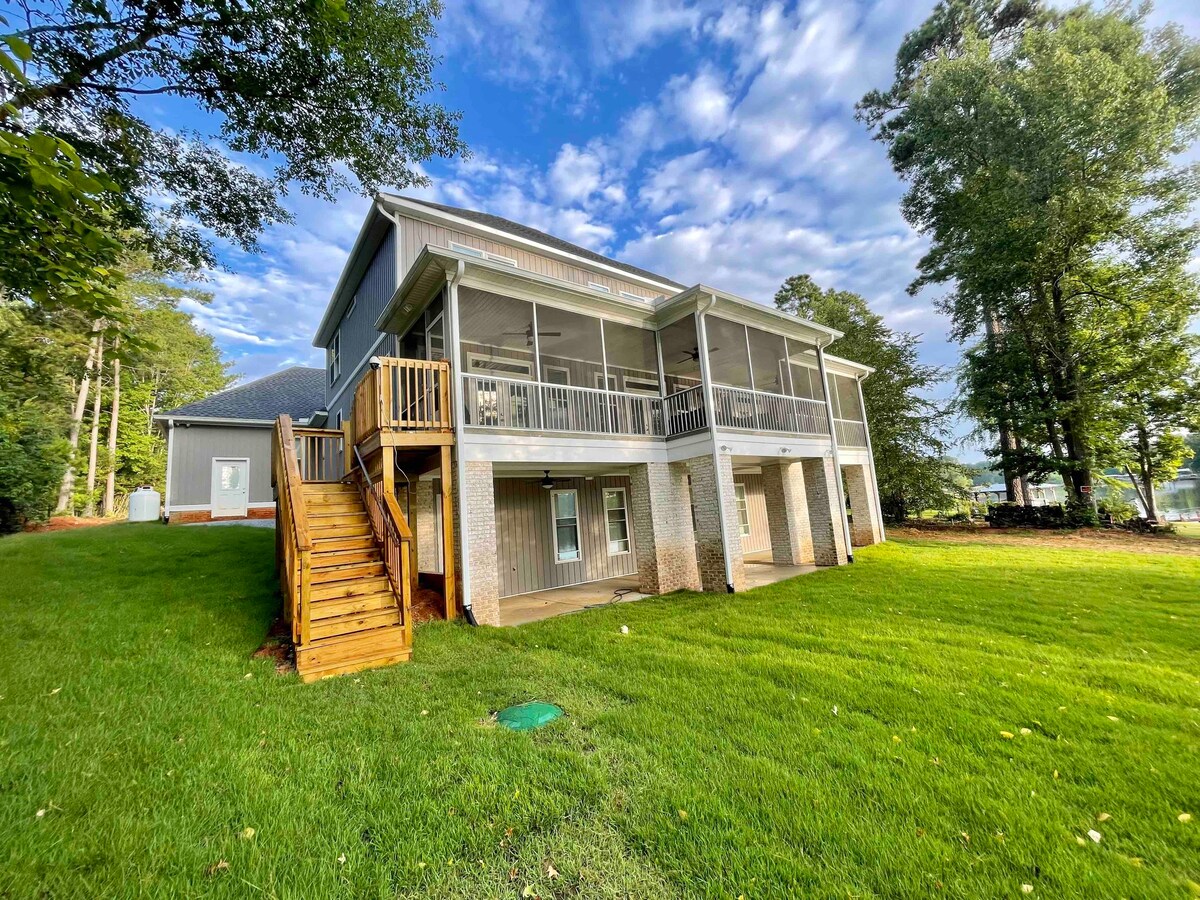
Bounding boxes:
148 0 1199 451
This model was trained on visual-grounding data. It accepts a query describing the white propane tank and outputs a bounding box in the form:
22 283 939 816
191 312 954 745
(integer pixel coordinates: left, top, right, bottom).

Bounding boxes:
127 485 161 522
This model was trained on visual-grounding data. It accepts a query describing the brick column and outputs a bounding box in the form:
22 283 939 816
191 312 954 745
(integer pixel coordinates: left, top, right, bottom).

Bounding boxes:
688 453 746 592
629 462 700 594
801 456 848 566
844 464 882 546
761 460 815 565
459 460 499 625
413 479 437 572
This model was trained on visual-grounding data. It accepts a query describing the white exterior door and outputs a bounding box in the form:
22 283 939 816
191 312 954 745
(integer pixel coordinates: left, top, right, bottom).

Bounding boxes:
211 458 249 518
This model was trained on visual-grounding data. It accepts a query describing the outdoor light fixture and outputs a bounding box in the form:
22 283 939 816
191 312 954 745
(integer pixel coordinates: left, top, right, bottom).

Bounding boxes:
540 470 554 489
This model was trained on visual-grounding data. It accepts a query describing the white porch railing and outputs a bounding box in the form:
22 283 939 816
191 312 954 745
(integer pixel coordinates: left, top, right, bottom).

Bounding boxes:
462 374 664 437
459 375 859 443
663 385 707 436
834 418 868 448
711 385 830 436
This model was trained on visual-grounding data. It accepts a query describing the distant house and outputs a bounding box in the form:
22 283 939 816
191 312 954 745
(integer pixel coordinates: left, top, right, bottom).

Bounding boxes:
154 367 325 524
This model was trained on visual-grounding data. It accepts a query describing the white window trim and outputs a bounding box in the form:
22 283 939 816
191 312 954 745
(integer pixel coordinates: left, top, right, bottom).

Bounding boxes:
588 281 611 293
622 376 660 396
346 295 357 318
619 290 649 302
593 372 618 391
334 411 343 429
328 331 341 386
734 483 751 538
603 487 631 557
485 250 518 267
543 364 571 385
551 489 581 565
465 351 534 380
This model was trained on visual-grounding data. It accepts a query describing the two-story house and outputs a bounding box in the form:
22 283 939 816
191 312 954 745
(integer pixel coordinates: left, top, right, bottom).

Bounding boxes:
270 194 884 680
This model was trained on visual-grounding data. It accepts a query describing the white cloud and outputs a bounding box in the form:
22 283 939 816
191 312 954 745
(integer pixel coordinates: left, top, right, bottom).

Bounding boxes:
549 144 605 204
667 69 733 142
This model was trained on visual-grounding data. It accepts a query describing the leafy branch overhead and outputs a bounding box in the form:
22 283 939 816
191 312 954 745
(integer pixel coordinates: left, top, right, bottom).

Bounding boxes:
1 0 465 281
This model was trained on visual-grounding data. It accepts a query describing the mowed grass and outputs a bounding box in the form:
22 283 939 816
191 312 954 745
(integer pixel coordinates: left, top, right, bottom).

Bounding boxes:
0 526 1197 899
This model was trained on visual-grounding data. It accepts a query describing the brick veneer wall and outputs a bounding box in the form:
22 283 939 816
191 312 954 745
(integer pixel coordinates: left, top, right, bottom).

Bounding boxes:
843 464 882 546
413 479 438 571
629 462 701 594
760 461 815 565
168 506 275 525
800 456 848 566
688 453 745 592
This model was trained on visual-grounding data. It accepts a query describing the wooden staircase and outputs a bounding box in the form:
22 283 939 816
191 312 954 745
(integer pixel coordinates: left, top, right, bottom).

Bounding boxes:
273 417 413 682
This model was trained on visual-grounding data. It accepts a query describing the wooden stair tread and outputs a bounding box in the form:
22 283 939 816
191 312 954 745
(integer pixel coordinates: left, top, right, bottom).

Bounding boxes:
310 591 396 620
308 608 400 641
310 575 392 601
311 562 385 584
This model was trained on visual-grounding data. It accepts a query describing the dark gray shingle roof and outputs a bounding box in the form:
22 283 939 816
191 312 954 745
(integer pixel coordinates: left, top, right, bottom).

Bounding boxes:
162 366 325 422
398 196 686 290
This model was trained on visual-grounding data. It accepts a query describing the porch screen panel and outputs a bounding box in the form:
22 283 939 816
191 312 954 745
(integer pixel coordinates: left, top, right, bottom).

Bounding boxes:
786 338 824 400
603 320 659 393
459 287 536 428
658 315 702 395
704 316 751 388
535 305 606 432
831 374 863 420
747 326 789 395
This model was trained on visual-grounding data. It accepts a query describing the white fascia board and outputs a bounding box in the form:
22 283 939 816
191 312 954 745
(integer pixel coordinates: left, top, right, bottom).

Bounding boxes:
459 430 670 466
378 193 683 296
150 415 276 427
822 353 875 377
676 284 844 345
712 431 833 459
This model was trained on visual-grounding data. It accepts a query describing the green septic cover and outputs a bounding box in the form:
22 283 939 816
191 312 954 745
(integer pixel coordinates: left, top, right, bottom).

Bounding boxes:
497 701 563 731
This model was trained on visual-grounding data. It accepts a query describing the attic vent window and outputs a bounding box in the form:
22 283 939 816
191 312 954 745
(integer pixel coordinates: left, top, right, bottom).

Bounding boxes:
619 290 648 302
450 242 518 267
450 241 484 258
588 282 611 293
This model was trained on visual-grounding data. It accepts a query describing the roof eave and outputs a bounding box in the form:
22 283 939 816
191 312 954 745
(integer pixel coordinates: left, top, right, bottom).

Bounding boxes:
312 198 391 348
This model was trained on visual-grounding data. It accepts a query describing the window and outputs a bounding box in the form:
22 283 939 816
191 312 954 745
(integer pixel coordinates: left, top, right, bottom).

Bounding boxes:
334 411 343 429
588 281 611 293
594 372 618 391
449 241 485 258
543 365 570 385
466 353 534 379
346 295 357 318
622 375 660 395
604 488 630 555
328 331 341 385
486 250 517 266
734 483 751 538
551 490 580 563
619 290 649 302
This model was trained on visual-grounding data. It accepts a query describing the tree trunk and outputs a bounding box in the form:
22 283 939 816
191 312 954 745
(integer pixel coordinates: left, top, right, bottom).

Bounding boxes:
84 337 105 518
1136 423 1159 522
54 325 101 514
984 310 1028 504
103 337 122 516
1046 280 1093 506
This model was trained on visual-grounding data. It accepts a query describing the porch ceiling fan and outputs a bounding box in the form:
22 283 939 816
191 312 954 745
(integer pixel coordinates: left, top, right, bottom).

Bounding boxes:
678 346 717 361
503 324 562 347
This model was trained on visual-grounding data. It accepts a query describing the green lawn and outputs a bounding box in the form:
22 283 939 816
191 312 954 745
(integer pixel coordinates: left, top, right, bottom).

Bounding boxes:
0 525 1197 899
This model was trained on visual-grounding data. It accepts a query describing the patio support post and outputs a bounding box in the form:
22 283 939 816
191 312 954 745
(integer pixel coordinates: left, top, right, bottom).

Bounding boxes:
817 342 854 563
761 460 815 565
629 462 700 594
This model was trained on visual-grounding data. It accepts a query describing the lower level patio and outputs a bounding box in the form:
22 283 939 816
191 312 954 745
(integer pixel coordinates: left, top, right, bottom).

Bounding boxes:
498 551 817 626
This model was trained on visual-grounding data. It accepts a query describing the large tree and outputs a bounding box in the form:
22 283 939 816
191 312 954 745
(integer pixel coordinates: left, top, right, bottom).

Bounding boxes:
775 274 964 522
1 0 464 316
858 1 1200 507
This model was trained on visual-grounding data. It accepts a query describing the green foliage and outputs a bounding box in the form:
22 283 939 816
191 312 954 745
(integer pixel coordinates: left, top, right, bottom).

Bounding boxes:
860 1 1200 504
775 274 966 521
1 526 1197 896
0 0 465 284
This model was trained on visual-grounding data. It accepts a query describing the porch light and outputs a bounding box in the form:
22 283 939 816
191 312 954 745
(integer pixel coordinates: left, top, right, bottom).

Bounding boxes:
541 470 554 489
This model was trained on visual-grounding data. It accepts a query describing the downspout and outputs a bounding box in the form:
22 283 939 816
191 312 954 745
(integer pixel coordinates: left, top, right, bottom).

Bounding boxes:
856 373 885 543
375 199 404 279
163 418 175 523
817 341 854 563
696 293 736 592
445 260 478 625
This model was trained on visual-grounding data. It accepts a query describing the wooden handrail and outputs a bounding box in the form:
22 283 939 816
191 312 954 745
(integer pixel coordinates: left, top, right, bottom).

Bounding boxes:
351 357 453 442
277 416 312 552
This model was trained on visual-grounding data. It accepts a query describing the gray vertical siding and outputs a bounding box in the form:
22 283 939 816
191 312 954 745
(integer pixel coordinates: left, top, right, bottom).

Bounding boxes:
325 226 397 417
735 474 771 554
494 475 638 597
168 423 274 507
